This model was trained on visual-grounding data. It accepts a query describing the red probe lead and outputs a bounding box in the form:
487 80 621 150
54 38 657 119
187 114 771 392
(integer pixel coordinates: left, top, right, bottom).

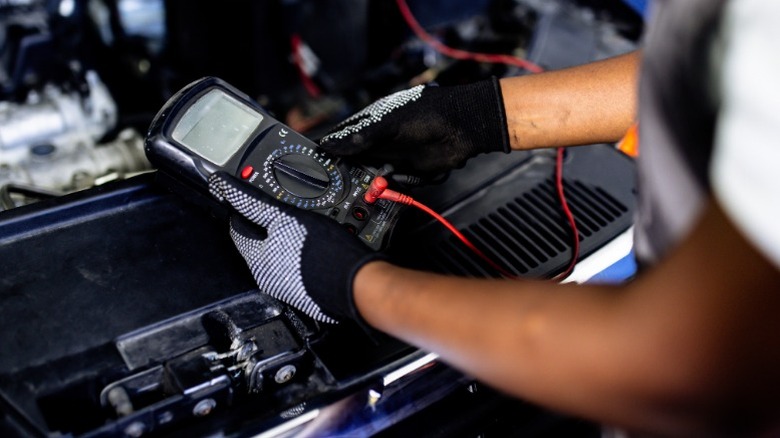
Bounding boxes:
365 3 579 280
365 176 517 279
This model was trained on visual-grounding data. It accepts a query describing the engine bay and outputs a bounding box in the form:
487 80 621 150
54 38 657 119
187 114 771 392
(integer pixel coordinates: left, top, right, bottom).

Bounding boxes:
0 1 642 436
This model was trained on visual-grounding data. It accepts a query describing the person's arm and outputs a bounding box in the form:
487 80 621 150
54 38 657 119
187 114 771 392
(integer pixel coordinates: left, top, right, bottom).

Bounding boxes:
353 197 780 436
501 51 641 150
319 51 641 176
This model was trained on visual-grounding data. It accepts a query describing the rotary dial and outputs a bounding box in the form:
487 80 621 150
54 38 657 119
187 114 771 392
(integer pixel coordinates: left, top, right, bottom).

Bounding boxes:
262 144 344 209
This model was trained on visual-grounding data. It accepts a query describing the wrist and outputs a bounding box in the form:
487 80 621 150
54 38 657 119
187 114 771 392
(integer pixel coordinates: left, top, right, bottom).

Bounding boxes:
451 77 510 155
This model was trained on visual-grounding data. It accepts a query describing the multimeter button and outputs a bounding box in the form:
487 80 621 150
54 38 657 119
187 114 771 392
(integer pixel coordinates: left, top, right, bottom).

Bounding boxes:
240 165 254 179
352 207 368 221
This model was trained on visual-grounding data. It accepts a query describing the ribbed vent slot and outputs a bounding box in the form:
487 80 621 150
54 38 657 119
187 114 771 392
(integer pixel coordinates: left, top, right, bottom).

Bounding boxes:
432 239 502 278
430 179 630 277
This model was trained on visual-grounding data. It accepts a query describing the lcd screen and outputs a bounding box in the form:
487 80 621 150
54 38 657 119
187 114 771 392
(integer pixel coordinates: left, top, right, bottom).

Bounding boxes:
172 89 263 165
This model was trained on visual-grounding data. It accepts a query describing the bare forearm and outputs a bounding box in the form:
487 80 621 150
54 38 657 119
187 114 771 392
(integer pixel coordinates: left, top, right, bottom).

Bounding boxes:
352 261 726 435
353 262 635 421
352 199 780 435
502 51 640 150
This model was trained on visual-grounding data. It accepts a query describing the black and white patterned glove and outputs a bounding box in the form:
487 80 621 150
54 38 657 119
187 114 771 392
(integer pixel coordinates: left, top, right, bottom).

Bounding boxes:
208 172 379 324
319 77 510 177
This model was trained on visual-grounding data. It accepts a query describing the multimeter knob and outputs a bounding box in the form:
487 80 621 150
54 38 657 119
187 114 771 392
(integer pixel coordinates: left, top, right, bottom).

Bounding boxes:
272 154 331 199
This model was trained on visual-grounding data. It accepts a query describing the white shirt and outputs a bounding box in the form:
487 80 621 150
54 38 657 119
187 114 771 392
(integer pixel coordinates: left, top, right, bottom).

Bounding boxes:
712 0 780 269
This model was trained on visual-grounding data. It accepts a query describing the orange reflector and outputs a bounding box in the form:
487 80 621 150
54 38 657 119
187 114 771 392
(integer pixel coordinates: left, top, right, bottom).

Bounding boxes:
617 122 639 157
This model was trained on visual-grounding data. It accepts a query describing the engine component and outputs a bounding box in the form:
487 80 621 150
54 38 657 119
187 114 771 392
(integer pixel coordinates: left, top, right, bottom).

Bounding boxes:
0 128 149 208
0 70 115 160
0 70 150 208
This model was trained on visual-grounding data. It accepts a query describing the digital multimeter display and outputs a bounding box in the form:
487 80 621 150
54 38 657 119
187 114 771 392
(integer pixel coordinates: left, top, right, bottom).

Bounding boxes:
171 89 263 166
145 77 402 251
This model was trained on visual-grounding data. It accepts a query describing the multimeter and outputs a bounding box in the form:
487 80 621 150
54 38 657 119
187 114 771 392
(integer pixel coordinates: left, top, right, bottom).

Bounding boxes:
145 77 401 250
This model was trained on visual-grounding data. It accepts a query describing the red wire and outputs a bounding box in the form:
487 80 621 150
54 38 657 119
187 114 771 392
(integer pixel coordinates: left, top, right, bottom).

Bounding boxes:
410 200 518 279
291 34 322 98
374 185 516 278
388 2 580 279
374 175 578 280
394 0 543 74
553 148 580 280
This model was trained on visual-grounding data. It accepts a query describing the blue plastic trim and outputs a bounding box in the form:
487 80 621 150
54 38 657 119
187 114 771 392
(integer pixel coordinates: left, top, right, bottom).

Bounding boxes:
621 0 649 16
586 249 638 284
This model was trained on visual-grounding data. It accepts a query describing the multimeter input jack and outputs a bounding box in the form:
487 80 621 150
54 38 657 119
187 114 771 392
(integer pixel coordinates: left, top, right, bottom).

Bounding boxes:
351 207 368 221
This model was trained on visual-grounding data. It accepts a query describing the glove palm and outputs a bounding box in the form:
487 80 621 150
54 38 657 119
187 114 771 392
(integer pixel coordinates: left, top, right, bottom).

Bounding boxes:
209 172 378 324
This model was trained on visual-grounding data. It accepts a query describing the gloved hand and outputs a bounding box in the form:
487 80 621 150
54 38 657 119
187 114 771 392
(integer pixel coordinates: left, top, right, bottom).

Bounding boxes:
319 77 510 177
208 172 380 324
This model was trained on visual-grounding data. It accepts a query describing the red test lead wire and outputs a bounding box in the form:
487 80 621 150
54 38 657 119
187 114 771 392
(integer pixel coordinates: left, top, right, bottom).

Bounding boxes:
553 148 579 281
393 0 580 279
365 176 517 279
